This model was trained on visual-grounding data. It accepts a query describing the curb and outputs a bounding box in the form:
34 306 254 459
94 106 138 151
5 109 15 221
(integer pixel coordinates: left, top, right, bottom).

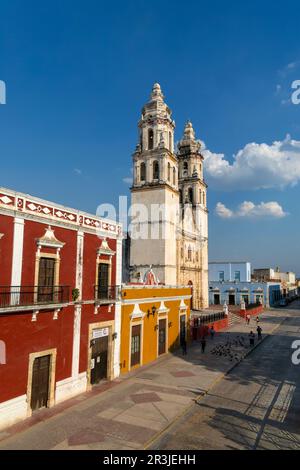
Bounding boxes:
144 316 285 450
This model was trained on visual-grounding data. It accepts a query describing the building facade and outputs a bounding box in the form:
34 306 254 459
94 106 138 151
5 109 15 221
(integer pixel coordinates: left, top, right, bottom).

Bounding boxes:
129 84 208 309
209 262 281 308
120 272 191 374
0 187 122 430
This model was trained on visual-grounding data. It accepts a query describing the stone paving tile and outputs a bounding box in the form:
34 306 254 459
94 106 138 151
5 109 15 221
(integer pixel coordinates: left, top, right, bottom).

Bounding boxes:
114 412 164 431
170 370 196 378
68 428 105 446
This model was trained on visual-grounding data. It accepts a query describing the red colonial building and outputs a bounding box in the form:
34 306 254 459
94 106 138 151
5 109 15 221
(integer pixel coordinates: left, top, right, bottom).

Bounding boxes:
0 187 122 430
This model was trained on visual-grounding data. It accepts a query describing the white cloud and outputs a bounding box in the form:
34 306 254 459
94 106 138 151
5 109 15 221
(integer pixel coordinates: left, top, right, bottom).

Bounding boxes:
123 167 133 185
202 135 300 190
74 168 82 176
123 176 133 184
215 201 288 219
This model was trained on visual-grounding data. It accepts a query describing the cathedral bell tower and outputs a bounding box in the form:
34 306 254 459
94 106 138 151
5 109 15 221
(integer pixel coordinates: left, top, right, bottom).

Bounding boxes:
176 121 209 309
130 83 179 285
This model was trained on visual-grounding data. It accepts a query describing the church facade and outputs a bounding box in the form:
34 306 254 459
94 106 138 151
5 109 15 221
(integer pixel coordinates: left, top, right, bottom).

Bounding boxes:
129 84 208 309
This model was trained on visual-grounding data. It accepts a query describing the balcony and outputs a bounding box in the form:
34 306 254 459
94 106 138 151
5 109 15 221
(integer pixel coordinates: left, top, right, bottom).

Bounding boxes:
0 285 70 312
94 285 120 304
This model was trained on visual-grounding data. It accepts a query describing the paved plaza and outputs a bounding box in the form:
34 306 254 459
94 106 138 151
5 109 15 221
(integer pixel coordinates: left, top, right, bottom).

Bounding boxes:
0 305 298 450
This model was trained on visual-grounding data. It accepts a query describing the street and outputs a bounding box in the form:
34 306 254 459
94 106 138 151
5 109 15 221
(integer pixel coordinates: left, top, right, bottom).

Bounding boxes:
0 304 299 450
150 301 300 450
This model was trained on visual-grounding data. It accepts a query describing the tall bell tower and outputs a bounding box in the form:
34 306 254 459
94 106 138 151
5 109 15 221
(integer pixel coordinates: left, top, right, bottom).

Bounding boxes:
176 121 209 308
130 84 179 284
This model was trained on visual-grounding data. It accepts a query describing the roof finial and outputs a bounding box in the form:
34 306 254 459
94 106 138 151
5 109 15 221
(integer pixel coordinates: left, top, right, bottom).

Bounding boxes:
151 83 164 101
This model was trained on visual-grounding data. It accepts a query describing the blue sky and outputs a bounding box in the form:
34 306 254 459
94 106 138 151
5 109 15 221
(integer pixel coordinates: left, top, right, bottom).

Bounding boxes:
0 0 300 274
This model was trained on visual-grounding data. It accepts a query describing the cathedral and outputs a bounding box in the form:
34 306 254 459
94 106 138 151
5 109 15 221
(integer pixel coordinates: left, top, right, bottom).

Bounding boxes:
128 83 208 309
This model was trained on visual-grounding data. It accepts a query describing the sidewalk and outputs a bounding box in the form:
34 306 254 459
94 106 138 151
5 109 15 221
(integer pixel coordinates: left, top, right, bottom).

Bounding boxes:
0 309 286 450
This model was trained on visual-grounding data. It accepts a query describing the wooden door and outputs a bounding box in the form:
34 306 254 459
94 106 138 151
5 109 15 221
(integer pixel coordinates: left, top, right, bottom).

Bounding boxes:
31 355 51 411
180 315 186 344
98 263 109 299
158 319 166 356
229 294 235 305
38 257 55 302
131 325 141 367
91 335 108 384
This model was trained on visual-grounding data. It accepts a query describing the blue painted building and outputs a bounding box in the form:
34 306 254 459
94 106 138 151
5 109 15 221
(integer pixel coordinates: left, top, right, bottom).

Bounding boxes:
209 262 281 307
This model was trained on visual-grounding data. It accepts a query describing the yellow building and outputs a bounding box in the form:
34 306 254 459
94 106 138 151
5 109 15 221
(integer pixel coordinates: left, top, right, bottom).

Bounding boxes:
120 277 192 374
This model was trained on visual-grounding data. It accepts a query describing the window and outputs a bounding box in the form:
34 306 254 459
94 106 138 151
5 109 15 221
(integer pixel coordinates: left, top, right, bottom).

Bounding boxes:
219 271 225 281
169 131 172 151
167 162 171 181
183 161 188 176
188 187 193 204
140 162 146 182
38 257 55 302
148 129 154 150
173 167 176 185
97 263 109 299
153 161 159 180
188 246 192 261
234 271 241 282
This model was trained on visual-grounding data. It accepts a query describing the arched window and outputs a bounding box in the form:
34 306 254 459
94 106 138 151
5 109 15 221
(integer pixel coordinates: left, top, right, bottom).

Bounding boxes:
140 162 146 182
148 129 154 150
167 162 171 181
188 246 192 261
153 161 159 180
183 161 188 177
188 187 193 204
173 167 176 185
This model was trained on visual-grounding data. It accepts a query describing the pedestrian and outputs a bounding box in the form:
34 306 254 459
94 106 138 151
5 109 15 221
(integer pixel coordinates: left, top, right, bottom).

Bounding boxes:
210 325 215 340
257 325 262 341
256 316 260 325
246 314 250 325
181 337 187 355
249 331 255 347
201 336 206 353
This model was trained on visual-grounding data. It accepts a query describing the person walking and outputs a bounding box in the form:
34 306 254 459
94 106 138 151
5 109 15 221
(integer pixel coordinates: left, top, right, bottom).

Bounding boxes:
210 325 215 340
201 336 207 353
257 325 262 341
249 331 255 347
256 316 260 326
246 314 250 325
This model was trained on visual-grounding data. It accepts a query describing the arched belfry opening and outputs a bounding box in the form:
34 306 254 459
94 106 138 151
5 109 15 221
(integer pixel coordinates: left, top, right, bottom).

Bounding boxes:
148 129 154 150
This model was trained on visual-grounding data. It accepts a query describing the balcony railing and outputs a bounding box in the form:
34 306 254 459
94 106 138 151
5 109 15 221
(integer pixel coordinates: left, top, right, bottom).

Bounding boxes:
0 285 70 309
192 311 226 327
94 285 120 303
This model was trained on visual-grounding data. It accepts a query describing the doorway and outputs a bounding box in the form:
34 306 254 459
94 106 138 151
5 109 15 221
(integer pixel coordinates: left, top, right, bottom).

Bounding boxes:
158 319 167 356
131 324 141 367
31 355 51 411
214 294 220 305
91 334 108 384
228 294 235 305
